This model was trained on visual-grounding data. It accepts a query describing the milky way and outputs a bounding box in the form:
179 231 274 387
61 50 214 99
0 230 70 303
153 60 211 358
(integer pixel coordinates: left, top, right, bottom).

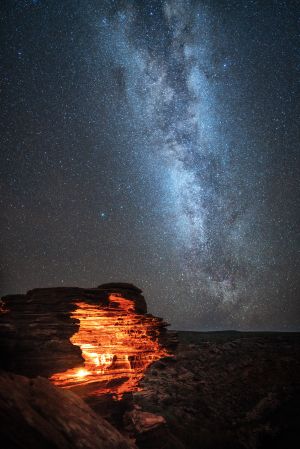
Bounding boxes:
1 0 299 330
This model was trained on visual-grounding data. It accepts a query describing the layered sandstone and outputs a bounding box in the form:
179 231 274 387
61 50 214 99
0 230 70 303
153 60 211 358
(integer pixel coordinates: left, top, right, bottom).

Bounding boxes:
0 283 176 397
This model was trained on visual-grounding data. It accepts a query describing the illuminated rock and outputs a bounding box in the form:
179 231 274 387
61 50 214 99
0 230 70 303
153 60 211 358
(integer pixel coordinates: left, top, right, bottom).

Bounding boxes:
0 283 175 398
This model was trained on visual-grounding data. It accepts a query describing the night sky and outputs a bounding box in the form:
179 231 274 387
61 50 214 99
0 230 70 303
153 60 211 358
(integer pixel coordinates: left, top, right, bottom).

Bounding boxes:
1 0 299 331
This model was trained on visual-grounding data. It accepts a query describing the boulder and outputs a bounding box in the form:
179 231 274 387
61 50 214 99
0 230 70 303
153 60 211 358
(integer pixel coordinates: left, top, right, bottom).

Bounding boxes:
0 370 136 449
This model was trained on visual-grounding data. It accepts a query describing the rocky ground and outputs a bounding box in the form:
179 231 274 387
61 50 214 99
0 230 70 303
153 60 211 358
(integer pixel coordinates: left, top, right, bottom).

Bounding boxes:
131 331 300 449
1 331 300 449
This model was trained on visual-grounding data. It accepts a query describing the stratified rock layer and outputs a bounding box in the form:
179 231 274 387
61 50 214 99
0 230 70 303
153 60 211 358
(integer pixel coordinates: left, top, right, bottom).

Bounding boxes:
0 283 175 397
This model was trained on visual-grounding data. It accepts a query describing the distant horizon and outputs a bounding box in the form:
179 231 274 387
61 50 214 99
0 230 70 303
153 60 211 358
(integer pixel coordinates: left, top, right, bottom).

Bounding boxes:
172 328 300 333
1 280 299 333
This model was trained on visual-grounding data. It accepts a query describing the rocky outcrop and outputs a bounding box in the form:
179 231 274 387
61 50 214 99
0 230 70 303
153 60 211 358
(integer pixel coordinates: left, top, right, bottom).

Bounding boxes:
0 370 136 449
0 283 175 397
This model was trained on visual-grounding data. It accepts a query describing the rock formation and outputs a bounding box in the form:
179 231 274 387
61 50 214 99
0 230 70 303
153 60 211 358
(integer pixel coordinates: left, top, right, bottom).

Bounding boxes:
0 292 299 449
0 283 176 397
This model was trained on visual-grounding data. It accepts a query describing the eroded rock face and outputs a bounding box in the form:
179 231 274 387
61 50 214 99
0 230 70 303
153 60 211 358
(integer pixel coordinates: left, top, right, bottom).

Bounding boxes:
0 283 174 397
0 370 136 449
50 293 170 397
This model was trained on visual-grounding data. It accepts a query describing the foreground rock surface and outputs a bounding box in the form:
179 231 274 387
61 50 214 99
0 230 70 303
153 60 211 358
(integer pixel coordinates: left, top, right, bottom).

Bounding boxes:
0 370 136 449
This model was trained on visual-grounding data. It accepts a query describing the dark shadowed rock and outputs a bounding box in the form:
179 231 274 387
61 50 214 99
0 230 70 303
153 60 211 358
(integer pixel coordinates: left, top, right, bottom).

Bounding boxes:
0 370 136 449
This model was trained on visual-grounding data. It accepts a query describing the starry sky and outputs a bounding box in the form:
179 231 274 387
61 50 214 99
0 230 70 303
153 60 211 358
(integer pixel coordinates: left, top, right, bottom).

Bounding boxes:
1 0 299 331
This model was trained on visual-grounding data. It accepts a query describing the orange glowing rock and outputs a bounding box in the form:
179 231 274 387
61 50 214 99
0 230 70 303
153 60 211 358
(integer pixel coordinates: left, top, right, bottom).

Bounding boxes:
50 294 169 398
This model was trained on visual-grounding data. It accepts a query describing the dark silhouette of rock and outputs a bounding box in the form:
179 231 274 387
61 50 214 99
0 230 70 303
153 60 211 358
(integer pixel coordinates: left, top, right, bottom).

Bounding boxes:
0 370 136 449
